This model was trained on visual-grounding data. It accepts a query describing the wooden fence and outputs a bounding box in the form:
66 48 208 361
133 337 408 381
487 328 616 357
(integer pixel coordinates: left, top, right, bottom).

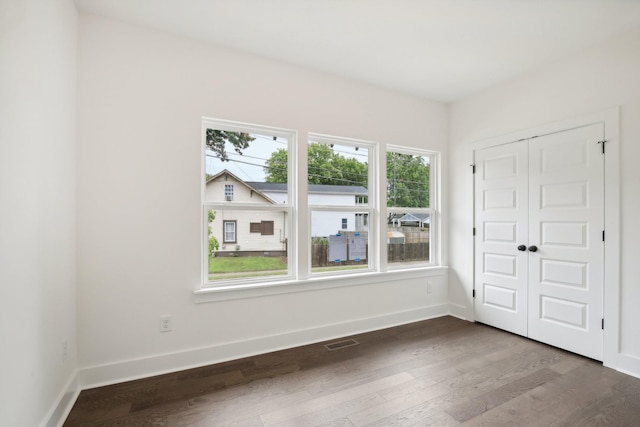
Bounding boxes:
311 242 429 267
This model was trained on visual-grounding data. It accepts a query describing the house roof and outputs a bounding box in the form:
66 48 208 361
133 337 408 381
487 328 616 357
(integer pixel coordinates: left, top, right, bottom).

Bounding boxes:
206 170 278 204
247 181 367 195
394 213 431 223
207 170 367 200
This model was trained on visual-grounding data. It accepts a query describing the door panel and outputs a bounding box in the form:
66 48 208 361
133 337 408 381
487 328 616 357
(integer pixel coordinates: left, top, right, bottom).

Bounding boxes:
528 124 604 360
474 141 529 336
474 124 604 360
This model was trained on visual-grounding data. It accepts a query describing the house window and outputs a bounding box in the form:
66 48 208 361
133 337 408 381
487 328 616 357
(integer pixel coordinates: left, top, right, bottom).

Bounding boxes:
386 148 435 267
203 118 294 285
341 218 348 229
223 220 236 243
224 184 234 201
355 213 368 231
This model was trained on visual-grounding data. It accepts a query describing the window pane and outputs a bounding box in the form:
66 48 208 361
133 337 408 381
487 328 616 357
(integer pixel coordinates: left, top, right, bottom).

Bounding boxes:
387 212 431 265
387 152 431 208
208 208 288 282
223 221 236 242
205 130 289 204
310 210 369 273
307 141 369 207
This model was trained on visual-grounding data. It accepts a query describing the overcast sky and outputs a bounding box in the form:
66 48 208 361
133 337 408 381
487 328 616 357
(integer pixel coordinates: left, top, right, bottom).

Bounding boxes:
206 134 368 182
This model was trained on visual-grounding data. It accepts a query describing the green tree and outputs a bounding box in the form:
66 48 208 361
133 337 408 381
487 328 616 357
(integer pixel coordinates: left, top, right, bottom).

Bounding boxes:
264 143 368 187
208 210 219 256
263 148 288 183
386 152 430 208
205 129 255 162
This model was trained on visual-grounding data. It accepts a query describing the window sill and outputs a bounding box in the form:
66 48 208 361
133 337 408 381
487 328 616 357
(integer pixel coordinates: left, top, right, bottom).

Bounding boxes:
193 266 448 303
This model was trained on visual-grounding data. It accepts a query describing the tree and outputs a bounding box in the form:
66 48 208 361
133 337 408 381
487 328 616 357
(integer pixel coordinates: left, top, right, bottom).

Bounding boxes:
264 143 368 187
386 152 430 208
205 129 255 162
263 148 288 183
208 210 219 256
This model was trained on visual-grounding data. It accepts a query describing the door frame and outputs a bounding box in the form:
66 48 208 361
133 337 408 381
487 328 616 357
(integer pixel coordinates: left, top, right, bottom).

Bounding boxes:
471 108 620 369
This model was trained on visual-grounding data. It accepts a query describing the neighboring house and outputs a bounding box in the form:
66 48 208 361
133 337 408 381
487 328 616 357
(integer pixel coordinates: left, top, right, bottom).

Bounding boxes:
390 212 430 228
206 170 286 256
206 170 369 255
247 181 369 238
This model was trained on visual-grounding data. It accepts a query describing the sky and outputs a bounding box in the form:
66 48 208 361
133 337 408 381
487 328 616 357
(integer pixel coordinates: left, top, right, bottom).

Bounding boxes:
205 133 287 181
205 133 368 182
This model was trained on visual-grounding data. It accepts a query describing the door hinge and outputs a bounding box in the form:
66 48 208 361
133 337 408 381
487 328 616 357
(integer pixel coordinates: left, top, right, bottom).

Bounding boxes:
473 227 476 236
470 164 476 174
597 140 607 154
473 289 476 298
602 230 605 242
602 318 604 330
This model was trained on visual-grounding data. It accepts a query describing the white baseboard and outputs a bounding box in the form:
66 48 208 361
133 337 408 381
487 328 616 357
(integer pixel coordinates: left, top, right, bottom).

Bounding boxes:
40 369 81 427
616 352 640 380
79 304 449 389
448 303 471 321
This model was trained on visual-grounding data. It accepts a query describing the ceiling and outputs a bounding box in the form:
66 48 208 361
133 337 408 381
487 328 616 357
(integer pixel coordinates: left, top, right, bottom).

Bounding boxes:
74 0 640 102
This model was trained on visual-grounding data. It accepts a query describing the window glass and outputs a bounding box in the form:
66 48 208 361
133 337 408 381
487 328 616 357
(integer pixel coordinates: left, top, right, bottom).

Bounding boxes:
307 142 369 206
223 220 236 242
308 139 372 275
202 119 439 288
224 184 234 201
203 122 292 285
386 152 430 209
386 151 433 266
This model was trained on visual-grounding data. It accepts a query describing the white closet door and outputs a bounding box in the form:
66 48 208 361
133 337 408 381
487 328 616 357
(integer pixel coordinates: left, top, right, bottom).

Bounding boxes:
527 124 605 360
474 140 529 336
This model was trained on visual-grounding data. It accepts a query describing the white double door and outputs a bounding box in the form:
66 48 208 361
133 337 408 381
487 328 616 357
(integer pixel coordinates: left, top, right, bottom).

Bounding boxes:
474 124 605 360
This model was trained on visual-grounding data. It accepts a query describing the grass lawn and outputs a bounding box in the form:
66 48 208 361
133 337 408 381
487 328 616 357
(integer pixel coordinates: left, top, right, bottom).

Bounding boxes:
208 256 367 281
209 256 287 274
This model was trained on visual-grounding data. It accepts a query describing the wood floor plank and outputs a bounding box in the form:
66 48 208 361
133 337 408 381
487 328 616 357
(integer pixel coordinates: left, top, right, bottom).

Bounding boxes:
445 367 560 422
63 317 640 427
260 372 414 426
345 381 451 426
268 392 385 427
461 362 627 426
553 389 640 426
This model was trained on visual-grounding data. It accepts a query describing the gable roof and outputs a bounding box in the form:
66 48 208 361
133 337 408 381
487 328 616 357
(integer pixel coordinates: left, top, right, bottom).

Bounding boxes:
206 170 278 204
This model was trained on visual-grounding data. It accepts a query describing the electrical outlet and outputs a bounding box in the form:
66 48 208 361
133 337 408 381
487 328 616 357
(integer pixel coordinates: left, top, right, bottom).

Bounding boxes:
62 339 68 361
426 281 433 294
160 315 172 332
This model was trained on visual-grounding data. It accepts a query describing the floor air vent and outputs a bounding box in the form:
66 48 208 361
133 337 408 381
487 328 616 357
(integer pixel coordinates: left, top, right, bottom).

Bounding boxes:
324 339 360 351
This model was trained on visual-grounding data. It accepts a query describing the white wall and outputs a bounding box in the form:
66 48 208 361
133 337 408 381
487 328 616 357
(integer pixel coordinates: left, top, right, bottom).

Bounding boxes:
0 0 78 426
76 14 449 385
450 27 640 376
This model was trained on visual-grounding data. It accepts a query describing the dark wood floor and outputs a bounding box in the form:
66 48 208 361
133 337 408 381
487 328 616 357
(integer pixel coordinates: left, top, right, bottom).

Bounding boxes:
64 316 640 426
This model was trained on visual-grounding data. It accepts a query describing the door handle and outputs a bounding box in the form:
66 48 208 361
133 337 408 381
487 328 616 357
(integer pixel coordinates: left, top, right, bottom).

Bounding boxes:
517 245 527 251
528 245 538 252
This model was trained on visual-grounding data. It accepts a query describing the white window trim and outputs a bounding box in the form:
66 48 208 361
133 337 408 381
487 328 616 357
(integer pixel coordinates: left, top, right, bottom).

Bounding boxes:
195 265 449 303
307 134 378 277
198 118 442 300
201 117 297 288
385 145 439 269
